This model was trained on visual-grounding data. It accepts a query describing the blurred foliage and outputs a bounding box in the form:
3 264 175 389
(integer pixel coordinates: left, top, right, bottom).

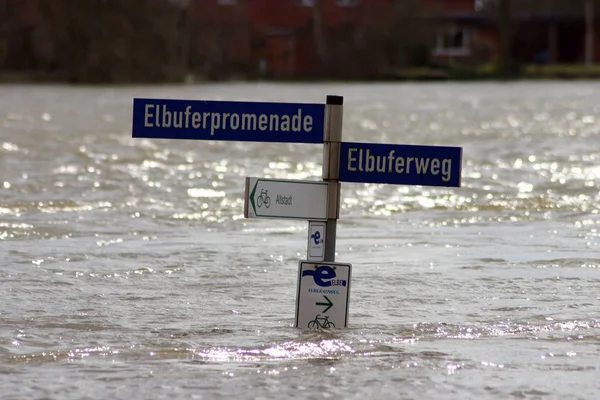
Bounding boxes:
37 0 190 83
316 0 434 79
0 0 597 83
476 0 598 78
1 0 435 82
522 63 600 78
478 0 600 14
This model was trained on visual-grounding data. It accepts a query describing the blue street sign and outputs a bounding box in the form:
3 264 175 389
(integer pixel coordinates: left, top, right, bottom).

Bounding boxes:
132 98 325 144
339 142 462 187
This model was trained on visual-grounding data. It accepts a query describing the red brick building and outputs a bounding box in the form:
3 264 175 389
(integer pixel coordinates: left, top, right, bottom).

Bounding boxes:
510 3 600 65
3 0 600 79
188 0 497 78
188 0 254 77
423 0 500 66
190 0 396 78
250 0 395 78
424 0 600 66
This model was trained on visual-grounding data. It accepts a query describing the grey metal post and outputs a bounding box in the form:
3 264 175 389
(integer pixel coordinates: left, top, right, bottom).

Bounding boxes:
322 95 343 262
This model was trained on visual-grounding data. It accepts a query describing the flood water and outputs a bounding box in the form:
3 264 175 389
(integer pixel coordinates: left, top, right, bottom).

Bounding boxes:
1 81 599 399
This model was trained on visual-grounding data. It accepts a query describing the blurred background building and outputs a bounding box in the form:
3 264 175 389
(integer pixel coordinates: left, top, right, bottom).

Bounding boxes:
0 0 598 82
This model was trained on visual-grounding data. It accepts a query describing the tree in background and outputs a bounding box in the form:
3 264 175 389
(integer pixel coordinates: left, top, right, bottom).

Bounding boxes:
478 0 598 75
314 0 431 79
311 0 328 75
497 0 515 77
383 0 432 70
585 0 595 70
0 0 8 70
37 0 190 83
476 0 517 77
188 0 252 80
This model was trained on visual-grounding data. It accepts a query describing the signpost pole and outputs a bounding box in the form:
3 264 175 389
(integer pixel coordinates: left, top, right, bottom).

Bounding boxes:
322 95 343 262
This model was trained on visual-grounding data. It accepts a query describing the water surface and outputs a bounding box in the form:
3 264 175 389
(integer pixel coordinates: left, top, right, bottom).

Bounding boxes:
1 81 599 399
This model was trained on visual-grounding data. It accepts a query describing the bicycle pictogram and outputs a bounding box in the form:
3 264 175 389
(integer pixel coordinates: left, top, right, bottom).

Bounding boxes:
257 189 270 208
308 314 335 329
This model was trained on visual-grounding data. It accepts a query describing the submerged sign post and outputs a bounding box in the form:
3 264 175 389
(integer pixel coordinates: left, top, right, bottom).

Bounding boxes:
131 94 463 330
295 261 351 329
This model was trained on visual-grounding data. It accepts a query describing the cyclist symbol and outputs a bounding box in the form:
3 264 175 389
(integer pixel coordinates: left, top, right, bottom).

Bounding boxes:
257 189 270 208
308 314 335 329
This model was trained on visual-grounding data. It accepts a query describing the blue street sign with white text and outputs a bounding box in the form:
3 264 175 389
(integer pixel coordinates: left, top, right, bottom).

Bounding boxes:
339 142 462 187
132 98 325 144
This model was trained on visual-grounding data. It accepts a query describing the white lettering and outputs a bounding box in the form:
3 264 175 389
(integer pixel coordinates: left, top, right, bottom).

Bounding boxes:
415 157 429 174
345 146 454 184
430 158 440 175
139 103 322 140
192 112 201 128
144 104 154 127
269 114 279 131
184 106 192 128
203 112 210 129
442 159 452 182
281 115 290 131
230 113 240 130
365 149 375 172
259 114 268 131
242 113 257 130
406 157 414 173
161 105 172 128
303 115 313 132
387 150 395 171
172 110 183 128
223 112 230 128
210 112 220 135
292 109 302 132
347 148 358 171
395 156 404 173
358 149 363 171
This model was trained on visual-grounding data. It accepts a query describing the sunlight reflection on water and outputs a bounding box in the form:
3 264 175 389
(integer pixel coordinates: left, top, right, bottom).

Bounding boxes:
0 82 599 399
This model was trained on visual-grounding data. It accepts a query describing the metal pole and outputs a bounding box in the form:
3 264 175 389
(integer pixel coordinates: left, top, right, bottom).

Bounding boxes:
322 95 343 262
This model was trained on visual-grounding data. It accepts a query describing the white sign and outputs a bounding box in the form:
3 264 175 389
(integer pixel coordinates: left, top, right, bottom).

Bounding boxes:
244 178 328 220
307 221 325 262
295 261 352 329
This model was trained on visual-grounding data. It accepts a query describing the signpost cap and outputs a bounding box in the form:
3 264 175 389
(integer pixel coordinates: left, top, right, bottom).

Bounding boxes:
326 95 343 105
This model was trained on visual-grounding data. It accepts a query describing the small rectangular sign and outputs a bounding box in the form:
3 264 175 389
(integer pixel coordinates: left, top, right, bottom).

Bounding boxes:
295 261 352 329
307 221 326 262
132 98 325 144
244 178 328 221
339 142 462 187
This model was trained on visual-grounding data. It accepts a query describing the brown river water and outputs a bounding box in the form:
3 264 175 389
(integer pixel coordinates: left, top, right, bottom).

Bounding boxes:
0 82 599 399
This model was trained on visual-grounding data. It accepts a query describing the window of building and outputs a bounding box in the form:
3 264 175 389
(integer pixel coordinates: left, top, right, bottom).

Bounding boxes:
474 0 489 12
336 0 360 6
433 27 471 56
